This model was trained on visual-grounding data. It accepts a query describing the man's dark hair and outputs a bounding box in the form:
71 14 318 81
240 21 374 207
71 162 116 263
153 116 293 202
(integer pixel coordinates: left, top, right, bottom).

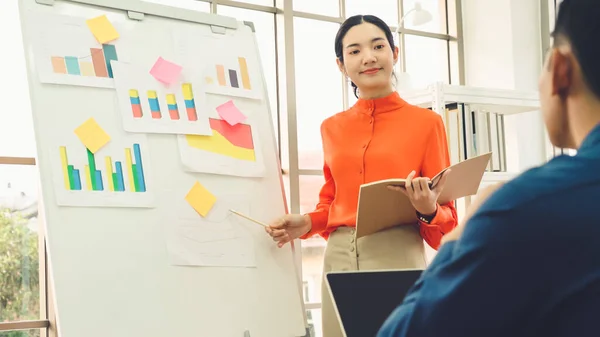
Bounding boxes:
551 0 600 98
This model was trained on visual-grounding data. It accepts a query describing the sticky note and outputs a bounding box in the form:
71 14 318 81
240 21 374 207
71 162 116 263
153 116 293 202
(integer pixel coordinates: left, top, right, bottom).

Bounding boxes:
216 100 247 126
74 118 111 153
86 15 120 44
150 57 182 85
185 181 217 217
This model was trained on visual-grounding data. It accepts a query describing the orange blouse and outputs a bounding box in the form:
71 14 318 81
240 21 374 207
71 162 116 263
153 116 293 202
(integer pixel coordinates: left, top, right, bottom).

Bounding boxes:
301 91 458 250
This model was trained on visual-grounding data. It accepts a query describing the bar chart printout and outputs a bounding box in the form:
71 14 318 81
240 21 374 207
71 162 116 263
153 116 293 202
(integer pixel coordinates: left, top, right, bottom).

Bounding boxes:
55 139 154 208
50 44 118 79
204 56 262 100
112 61 212 136
31 12 125 88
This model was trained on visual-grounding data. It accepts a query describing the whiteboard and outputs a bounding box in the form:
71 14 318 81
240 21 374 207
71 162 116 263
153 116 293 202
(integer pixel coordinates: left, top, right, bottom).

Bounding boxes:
18 0 307 336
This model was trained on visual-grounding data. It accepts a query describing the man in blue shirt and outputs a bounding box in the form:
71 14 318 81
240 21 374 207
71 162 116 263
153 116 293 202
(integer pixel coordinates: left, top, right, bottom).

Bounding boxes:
378 0 600 336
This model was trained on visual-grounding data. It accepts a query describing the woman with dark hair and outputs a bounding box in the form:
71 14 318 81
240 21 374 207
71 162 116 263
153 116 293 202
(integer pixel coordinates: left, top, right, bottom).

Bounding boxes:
266 14 458 337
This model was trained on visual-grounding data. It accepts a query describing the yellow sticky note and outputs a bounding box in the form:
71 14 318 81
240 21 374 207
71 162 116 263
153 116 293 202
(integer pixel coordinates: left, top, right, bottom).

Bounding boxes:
86 15 119 44
185 182 217 217
74 118 111 153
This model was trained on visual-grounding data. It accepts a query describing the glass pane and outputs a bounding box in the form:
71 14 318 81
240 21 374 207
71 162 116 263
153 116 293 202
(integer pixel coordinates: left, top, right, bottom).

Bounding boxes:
306 309 322 337
403 35 449 89
345 0 398 26
0 1 36 157
0 165 41 323
0 329 42 337
448 40 460 85
294 18 344 170
299 174 327 319
235 0 275 6
140 0 210 11
402 0 447 34
216 6 279 140
293 0 339 17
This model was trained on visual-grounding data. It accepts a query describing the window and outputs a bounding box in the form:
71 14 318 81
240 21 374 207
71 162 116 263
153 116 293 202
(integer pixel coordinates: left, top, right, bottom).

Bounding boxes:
403 35 450 88
293 0 339 17
294 18 344 170
345 0 398 26
236 0 274 6
216 6 279 137
0 165 41 327
0 1 44 333
402 0 448 34
141 0 210 11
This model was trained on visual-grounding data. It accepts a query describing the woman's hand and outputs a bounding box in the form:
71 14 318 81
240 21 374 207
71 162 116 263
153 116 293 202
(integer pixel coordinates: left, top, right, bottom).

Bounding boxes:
265 214 312 248
388 169 451 216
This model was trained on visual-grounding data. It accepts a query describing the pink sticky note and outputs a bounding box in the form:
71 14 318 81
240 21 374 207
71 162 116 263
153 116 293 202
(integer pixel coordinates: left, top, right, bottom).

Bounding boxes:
216 100 247 126
150 57 182 85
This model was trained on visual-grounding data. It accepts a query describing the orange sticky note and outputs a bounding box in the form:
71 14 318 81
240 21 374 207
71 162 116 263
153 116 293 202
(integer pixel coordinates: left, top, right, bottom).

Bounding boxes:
74 118 111 153
185 182 217 217
86 15 119 44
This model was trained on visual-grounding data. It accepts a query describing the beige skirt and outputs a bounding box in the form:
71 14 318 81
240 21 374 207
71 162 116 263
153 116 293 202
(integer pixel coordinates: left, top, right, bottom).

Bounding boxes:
320 225 427 337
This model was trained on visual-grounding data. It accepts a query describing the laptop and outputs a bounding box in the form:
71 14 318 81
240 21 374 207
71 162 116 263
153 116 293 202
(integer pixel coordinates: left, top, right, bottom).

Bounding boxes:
325 269 423 337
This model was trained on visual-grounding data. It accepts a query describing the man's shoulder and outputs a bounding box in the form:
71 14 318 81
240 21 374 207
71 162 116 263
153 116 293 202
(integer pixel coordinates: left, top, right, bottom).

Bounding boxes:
479 154 600 213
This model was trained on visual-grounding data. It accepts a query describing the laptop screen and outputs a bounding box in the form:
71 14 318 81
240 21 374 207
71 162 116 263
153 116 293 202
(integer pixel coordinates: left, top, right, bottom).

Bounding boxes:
326 269 423 337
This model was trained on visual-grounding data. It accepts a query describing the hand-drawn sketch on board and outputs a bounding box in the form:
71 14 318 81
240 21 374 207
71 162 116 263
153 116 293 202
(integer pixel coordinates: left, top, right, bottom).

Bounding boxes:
166 192 256 268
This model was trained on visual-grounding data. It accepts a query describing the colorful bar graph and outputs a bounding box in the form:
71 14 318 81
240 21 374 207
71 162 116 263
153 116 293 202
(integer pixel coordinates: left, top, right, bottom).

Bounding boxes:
59 146 71 189
105 157 115 192
65 57 81 75
182 83 198 121
129 89 143 118
91 48 109 78
115 162 125 192
80 61 95 77
216 65 227 86
51 44 117 78
52 57 67 74
102 44 118 78
238 57 251 90
228 69 239 88
133 144 146 192
166 94 180 120
87 149 97 191
95 171 104 191
124 148 136 192
148 90 161 119
58 144 147 193
84 165 93 191
72 169 82 190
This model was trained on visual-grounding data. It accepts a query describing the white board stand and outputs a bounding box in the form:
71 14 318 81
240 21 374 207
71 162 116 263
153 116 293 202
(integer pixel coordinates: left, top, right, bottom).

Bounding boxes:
18 0 307 336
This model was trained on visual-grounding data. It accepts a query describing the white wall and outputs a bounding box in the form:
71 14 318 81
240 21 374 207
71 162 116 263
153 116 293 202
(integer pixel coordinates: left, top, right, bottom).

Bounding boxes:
462 0 548 172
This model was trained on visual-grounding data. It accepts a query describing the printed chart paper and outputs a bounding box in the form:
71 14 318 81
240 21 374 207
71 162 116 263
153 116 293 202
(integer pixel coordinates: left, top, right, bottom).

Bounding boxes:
50 118 155 208
177 115 266 178
166 193 256 268
112 61 212 135
173 30 263 100
29 12 127 88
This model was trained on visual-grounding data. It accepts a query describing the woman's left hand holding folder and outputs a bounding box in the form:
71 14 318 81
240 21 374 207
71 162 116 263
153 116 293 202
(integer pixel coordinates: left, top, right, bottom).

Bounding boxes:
388 169 451 217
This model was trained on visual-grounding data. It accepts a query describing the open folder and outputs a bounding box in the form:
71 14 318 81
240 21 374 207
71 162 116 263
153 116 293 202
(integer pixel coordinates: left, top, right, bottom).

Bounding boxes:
355 152 492 238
